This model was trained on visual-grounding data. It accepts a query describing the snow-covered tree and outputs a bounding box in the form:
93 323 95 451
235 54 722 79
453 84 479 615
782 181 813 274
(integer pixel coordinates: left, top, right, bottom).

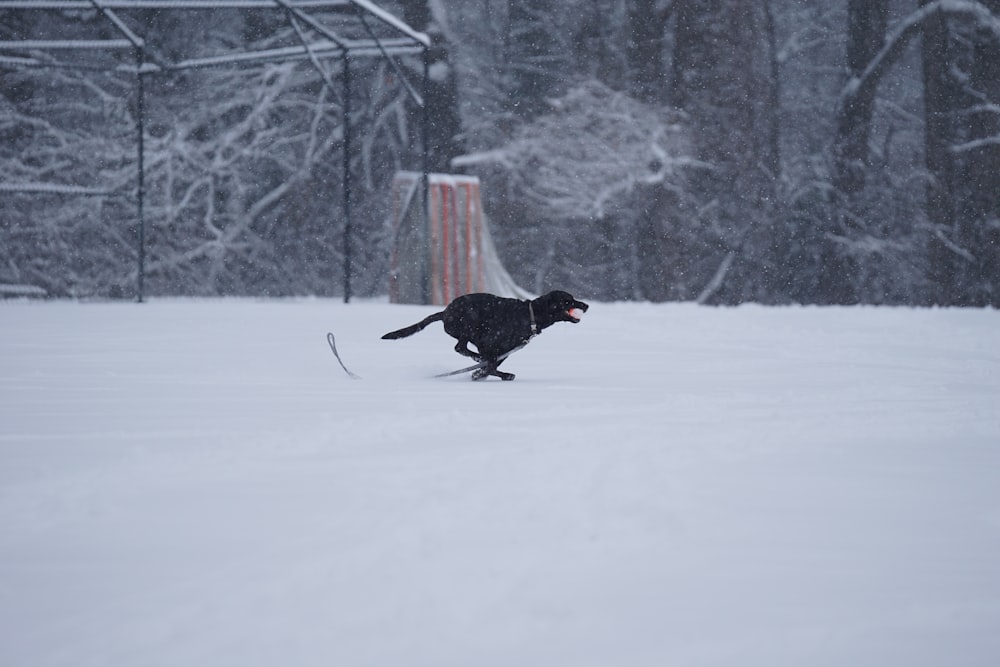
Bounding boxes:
455 81 694 299
0 64 137 296
3 0 1000 305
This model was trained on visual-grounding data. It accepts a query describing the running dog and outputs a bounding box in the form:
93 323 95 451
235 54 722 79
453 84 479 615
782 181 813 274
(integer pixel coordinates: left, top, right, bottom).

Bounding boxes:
381 290 589 380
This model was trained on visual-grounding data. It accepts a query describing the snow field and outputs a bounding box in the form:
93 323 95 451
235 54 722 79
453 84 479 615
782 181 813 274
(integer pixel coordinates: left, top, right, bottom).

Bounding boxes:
1 298 999 666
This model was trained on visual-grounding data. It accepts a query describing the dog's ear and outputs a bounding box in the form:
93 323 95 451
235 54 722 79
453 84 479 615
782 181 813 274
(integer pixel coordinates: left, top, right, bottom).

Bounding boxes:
541 290 572 304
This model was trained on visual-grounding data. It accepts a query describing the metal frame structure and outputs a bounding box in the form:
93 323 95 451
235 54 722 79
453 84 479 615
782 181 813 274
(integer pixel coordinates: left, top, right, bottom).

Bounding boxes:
0 0 431 302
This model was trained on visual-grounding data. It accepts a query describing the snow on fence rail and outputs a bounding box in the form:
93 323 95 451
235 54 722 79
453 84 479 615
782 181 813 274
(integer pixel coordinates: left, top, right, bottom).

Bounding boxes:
0 284 47 298
0 183 117 196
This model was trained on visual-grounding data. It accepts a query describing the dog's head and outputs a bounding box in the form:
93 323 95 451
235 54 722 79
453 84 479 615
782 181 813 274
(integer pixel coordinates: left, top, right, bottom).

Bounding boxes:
535 290 589 324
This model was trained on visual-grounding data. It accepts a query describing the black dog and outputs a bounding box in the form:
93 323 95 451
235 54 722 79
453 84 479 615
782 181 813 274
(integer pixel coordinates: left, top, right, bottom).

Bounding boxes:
381 290 589 380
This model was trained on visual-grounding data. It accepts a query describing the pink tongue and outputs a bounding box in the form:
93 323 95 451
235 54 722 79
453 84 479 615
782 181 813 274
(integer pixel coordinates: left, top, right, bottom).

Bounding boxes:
569 308 583 319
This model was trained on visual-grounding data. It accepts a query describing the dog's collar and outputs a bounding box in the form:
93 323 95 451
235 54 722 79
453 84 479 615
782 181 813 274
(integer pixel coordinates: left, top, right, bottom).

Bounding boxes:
527 300 538 337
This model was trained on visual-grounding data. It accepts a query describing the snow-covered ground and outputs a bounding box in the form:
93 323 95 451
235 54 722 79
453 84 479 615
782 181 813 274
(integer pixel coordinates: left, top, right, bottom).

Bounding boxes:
2 298 999 667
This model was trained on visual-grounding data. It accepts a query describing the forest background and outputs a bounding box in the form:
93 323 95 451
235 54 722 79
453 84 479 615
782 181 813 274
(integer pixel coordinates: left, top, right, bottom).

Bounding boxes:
1 0 998 306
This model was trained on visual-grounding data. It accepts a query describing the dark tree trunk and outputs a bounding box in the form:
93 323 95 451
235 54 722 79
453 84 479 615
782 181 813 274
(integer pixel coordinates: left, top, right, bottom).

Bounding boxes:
670 0 780 303
965 2 1000 223
400 0 462 173
833 0 889 193
672 0 779 177
922 1 962 235
626 0 674 103
506 0 563 119
921 0 1000 305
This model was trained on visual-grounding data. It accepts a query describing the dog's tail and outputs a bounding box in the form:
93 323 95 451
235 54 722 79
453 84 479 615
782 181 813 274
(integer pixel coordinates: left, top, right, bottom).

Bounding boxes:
381 311 445 340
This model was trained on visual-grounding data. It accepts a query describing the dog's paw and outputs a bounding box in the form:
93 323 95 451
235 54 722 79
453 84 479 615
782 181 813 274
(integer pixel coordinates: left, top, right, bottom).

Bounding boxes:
471 368 516 381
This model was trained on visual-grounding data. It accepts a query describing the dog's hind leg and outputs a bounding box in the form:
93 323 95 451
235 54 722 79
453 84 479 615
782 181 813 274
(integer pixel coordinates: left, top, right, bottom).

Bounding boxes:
454 340 483 361
472 359 515 381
